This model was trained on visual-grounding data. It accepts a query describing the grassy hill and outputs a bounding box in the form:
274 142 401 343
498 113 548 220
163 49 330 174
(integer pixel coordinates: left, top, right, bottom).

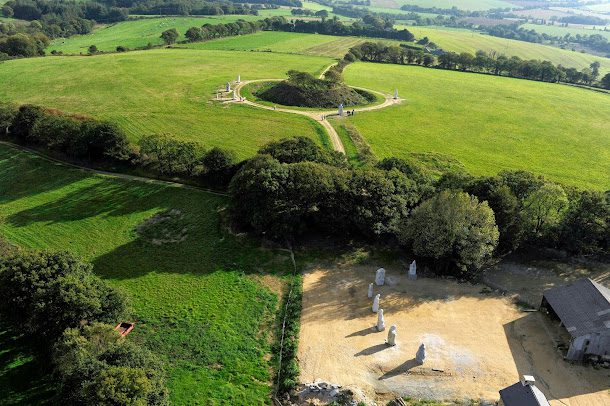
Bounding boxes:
48 16 262 54
0 49 333 158
519 23 610 41
180 31 393 58
0 143 294 404
402 26 610 74
340 62 610 190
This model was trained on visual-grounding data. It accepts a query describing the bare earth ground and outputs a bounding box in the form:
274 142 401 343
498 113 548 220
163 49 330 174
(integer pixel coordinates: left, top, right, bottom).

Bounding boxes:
298 264 610 405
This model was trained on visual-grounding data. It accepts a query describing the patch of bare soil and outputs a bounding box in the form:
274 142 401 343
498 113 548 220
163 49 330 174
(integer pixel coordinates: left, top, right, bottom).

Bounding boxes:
298 265 610 405
136 209 189 245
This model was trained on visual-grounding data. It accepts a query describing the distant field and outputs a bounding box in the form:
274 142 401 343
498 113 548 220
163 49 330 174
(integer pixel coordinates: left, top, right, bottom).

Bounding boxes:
584 3 610 13
0 143 294 404
341 62 610 190
371 0 516 11
0 49 333 157
180 31 388 58
48 16 261 54
520 23 610 41
402 26 610 74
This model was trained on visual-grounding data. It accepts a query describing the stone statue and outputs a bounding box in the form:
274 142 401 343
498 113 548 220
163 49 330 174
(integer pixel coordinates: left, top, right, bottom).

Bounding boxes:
416 343 426 364
375 268 385 286
394 89 398 99
368 283 374 298
387 325 397 346
226 82 231 92
372 294 380 313
237 74 241 83
338 103 344 117
377 309 385 331
408 260 417 280
232 90 237 100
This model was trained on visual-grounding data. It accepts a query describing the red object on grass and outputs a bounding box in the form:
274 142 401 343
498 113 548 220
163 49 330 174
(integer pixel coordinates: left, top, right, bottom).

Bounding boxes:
115 322 135 336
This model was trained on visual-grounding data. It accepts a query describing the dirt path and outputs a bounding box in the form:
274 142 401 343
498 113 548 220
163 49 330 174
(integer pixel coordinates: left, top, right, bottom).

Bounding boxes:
0 141 229 197
227 77 402 155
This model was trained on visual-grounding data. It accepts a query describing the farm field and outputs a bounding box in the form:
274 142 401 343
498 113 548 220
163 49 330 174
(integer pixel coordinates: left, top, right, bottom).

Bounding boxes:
520 23 610 41
0 49 333 158
180 31 398 58
370 0 516 11
47 16 262 54
341 62 610 190
0 143 294 404
401 25 610 74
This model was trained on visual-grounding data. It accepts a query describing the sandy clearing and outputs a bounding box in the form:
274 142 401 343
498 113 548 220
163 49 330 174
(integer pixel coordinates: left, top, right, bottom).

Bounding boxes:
298 265 610 405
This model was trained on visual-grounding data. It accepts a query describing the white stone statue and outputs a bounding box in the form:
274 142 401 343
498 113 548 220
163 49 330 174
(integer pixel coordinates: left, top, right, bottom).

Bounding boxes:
375 268 385 286
372 294 380 313
377 309 385 331
338 103 344 117
408 260 417 280
368 283 374 298
416 343 426 364
232 90 237 100
387 325 397 346
226 82 231 92
237 74 241 83
394 88 398 99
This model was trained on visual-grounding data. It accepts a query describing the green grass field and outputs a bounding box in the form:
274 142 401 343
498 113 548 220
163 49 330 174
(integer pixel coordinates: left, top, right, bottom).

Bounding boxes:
401 26 610 74
48 16 263 54
371 0 516 11
0 143 295 404
180 31 384 58
520 23 610 41
0 49 333 158
341 62 610 190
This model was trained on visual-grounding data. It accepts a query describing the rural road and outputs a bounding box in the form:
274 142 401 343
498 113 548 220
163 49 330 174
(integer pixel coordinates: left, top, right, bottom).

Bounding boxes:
226 75 402 154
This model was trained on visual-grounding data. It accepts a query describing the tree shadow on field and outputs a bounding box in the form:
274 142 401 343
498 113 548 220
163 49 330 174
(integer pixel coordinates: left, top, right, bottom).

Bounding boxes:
0 146 79 205
300 265 491 324
503 312 610 403
378 358 420 380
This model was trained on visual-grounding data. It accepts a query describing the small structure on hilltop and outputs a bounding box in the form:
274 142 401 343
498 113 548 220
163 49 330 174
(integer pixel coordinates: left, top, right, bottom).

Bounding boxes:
387 325 397 346
375 268 385 286
377 309 385 331
498 375 550 406
415 343 426 364
372 294 380 313
408 260 417 280
338 103 344 117
540 278 610 362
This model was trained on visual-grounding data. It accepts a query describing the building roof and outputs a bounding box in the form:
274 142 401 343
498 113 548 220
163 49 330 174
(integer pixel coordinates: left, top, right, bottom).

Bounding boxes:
543 278 610 338
499 381 550 406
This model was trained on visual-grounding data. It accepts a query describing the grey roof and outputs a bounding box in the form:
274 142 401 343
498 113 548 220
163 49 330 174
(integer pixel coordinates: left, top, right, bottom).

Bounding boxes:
499 382 550 406
543 278 610 338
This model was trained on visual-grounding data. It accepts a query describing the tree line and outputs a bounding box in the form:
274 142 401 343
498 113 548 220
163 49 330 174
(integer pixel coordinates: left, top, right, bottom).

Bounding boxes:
0 248 170 404
0 103 239 188
97 0 260 17
229 137 610 276
346 41 610 89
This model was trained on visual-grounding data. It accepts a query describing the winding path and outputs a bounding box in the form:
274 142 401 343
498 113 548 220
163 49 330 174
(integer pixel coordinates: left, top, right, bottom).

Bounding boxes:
223 72 402 154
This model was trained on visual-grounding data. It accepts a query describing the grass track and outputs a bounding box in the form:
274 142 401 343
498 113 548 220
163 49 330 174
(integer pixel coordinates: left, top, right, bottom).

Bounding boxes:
0 143 294 404
0 49 334 158
402 26 610 74
341 62 610 190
